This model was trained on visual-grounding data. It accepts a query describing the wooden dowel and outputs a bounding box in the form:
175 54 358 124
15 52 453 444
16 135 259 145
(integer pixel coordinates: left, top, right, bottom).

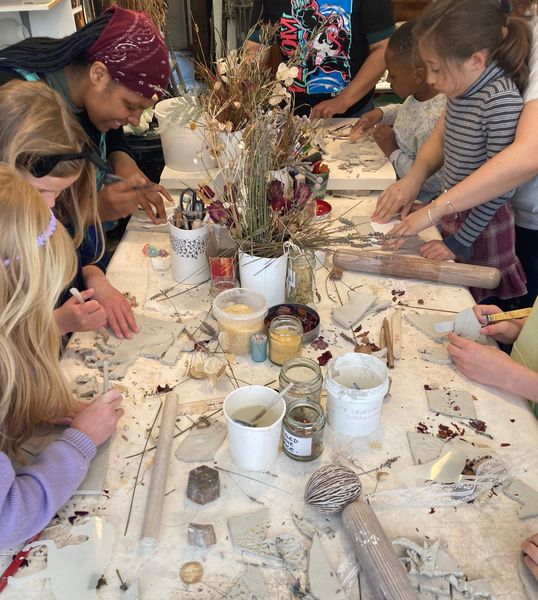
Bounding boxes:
391 309 402 360
334 249 501 290
383 318 394 369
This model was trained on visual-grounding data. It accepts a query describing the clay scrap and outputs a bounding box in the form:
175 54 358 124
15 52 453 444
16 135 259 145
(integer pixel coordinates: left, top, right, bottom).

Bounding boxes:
503 479 538 519
226 565 267 599
175 420 226 463
332 291 377 329
308 534 345 599
418 345 452 365
404 312 453 342
426 388 477 419
407 431 445 465
394 538 494 599
80 314 184 379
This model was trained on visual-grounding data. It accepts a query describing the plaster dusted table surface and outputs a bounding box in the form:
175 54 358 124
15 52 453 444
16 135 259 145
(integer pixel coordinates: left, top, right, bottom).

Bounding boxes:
2 194 537 600
159 118 396 193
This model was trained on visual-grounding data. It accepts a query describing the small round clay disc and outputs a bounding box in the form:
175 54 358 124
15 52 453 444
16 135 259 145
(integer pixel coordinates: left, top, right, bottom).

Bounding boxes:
179 561 203 584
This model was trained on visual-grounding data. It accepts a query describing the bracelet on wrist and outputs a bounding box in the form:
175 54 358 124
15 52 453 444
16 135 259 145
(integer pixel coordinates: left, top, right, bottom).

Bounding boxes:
443 190 455 213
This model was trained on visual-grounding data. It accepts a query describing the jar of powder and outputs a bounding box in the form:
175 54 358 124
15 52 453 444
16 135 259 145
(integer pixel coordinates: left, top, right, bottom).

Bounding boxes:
268 315 303 365
282 399 325 461
279 357 322 404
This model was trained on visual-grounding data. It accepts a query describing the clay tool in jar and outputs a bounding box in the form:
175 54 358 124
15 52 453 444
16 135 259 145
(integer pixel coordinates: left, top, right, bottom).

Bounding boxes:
69 287 109 342
382 317 394 369
485 307 531 324
233 383 292 428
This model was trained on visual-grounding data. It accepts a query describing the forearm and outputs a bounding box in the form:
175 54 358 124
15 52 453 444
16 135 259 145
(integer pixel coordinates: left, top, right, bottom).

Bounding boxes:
499 360 538 403
404 124 444 188
337 42 387 110
83 264 106 288
429 100 538 217
108 151 138 176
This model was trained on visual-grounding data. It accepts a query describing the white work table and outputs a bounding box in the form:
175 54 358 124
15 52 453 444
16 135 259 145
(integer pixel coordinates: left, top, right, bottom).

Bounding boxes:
2 194 537 599
160 118 396 193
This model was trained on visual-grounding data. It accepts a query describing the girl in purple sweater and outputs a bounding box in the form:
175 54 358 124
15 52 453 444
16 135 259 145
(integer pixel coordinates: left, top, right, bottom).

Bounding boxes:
0 167 123 549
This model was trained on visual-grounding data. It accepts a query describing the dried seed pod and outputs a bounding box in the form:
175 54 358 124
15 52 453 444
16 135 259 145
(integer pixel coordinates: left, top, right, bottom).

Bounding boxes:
304 464 362 514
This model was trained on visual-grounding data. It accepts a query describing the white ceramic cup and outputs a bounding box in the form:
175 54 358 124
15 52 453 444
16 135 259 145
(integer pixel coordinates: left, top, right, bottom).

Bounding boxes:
223 385 286 471
169 221 210 284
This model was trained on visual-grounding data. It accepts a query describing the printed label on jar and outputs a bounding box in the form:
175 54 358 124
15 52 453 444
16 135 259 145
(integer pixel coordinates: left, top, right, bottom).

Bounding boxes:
283 429 312 457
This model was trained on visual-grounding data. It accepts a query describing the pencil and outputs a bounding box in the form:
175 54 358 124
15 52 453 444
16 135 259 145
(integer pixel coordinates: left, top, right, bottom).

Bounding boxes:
485 308 531 324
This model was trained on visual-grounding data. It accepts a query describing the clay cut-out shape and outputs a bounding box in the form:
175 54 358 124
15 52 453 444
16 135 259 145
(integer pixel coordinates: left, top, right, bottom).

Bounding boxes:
404 312 453 342
503 479 538 519
332 291 377 329
426 388 477 419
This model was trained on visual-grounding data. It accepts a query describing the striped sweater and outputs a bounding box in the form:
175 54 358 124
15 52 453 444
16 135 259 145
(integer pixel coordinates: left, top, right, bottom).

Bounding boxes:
443 63 523 260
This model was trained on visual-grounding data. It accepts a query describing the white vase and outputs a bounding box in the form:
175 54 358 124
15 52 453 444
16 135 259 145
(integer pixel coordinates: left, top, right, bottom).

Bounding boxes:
238 252 287 308
154 98 216 172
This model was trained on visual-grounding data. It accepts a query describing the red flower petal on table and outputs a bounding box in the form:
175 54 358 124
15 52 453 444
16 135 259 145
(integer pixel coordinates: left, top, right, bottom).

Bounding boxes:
311 336 329 350
317 350 332 366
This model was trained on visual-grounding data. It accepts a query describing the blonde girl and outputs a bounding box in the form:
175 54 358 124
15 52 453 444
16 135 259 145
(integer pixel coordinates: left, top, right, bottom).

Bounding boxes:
0 166 123 549
0 80 137 338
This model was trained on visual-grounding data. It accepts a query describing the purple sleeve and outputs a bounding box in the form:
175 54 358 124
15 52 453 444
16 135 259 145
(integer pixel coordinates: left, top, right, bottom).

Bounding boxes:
0 428 96 549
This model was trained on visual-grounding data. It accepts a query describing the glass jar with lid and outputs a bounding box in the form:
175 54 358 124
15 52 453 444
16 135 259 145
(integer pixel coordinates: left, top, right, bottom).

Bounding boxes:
282 399 326 461
279 357 323 404
286 248 316 305
268 315 303 365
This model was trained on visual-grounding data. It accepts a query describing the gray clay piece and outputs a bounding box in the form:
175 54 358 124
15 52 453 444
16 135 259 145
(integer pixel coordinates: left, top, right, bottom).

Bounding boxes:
228 509 270 550
426 389 477 419
418 345 452 365
332 291 377 329
187 523 216 548
503 479 538 519
407 431 445 465
175 420 226 463
519 555 538 600
186 465 220 505
404 312 453 342
308 534 344 599
454 308 489 345
226 565 267 599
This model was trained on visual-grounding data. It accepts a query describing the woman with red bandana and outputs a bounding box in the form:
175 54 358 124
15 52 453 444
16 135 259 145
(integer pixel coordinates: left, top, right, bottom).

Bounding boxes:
0 7 173 225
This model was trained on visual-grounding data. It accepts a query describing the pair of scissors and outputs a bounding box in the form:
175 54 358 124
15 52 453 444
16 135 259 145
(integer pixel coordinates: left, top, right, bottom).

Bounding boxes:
179 188 206 229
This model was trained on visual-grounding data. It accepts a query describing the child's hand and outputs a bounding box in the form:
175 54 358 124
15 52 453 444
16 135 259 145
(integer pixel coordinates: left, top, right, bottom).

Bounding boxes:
522 534 538 582
71 389 124 446
447 333 513 388
373 176 422 222
381 208 432 250
83 267 139 339
52 399 90 426
349 108 383 141
472 304 525 344
54 289 107 335
420 240 455 261
371 124 398 157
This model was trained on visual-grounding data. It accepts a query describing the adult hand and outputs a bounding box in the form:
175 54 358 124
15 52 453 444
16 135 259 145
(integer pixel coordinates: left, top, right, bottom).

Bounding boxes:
372 124 398 157
53 288 107 335
472 304 525 344
349 108 383 141
310 95 349 120
420 240 455 261
447 332 513 387
84 267 139 339
522 534 538 582
71 389 124 446
372 177 421 222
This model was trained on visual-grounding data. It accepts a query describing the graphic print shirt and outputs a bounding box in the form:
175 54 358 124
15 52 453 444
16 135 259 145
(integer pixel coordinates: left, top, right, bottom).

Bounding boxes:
250 0 394 115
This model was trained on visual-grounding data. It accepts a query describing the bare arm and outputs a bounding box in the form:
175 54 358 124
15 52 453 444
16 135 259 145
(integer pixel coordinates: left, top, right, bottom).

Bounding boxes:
310 39 389 119
243 39 271 67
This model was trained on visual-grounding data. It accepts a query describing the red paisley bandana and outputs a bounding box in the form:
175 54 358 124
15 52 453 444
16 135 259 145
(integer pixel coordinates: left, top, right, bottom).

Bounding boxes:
85 7 170 100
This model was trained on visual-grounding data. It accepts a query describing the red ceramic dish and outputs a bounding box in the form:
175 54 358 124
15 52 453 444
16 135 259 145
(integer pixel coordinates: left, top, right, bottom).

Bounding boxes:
316 199 332 220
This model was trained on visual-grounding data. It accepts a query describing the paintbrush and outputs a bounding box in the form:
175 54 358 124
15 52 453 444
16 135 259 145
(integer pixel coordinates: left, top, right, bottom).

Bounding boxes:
69 287 109 342
485 307 531 324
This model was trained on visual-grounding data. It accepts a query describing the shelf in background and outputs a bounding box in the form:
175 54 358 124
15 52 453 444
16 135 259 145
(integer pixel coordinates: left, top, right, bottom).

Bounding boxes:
0 0 62 12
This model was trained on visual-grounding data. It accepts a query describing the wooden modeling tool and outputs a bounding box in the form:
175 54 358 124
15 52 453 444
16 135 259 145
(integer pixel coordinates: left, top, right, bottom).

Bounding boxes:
333 249 501 289
69 287 109 342
391 309 402 360
382 317 394 369
485 307 531 324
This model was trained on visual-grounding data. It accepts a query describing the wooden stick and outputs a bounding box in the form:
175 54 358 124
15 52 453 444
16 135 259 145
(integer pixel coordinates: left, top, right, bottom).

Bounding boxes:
391 309 402 360
342 501 417 600
334 249 501 289
382 318 394 369
139 392 178 554
485 307 531 324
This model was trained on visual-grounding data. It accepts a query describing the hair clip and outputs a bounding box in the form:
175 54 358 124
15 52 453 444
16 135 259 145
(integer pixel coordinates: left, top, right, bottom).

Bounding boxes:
2 209 57 267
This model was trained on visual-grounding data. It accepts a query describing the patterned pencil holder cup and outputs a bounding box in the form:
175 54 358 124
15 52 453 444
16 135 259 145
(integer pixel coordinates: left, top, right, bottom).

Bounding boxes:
169 220 210 284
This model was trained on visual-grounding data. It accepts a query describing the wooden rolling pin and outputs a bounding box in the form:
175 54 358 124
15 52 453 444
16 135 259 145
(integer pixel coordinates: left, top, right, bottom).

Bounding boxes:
343 501 417 599
334 249 501 289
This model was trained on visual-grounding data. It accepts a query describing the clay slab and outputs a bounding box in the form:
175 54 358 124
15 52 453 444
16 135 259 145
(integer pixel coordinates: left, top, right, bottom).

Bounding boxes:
426 389 477 419
228 509 270 550
175 420 226 462
407 431 445 465
504 479 538 518
404 312 452 342
308 534 345 599
418 345 452 365
226 565 267 599
519 555 538 599
332 291 377 329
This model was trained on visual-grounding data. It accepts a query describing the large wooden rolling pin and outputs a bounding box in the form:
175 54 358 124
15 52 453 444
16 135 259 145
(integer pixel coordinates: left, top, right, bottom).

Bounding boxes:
343 501 417 600
334 249 501 289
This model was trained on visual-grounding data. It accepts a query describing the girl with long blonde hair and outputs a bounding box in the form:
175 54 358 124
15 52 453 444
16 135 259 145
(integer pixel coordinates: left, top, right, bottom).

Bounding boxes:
0 166 123 549
0 80 138 338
